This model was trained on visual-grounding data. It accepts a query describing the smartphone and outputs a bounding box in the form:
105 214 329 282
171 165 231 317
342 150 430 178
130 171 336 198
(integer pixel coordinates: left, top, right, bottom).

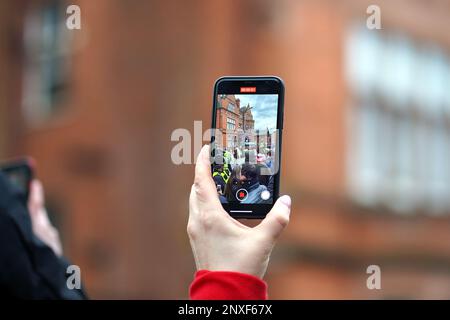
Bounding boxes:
211 76 284 219
0 158 35 204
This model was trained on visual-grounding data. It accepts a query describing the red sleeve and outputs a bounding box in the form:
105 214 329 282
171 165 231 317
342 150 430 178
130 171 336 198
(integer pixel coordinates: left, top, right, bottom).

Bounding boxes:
189 270 268 300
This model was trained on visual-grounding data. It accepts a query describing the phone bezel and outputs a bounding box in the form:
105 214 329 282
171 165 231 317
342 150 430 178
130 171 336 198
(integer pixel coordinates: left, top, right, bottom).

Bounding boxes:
211 76 285 219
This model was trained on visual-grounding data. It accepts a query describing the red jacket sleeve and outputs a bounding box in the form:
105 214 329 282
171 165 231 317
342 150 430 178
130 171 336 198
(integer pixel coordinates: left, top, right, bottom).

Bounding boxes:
189 270 268 300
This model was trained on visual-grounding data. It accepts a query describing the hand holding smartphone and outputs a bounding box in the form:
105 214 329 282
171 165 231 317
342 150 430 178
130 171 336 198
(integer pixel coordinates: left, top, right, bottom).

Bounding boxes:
211 76 285 219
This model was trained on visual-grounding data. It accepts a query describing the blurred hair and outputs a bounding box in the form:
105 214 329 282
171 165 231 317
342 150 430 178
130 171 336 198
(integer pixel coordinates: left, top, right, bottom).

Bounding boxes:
241 163 258 180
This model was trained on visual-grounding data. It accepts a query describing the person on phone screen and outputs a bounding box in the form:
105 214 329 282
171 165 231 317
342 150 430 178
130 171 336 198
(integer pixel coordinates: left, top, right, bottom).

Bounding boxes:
239 163 271 205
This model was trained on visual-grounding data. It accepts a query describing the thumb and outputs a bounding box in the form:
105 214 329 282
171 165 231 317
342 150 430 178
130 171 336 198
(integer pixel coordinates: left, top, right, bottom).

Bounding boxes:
193 145 219 204
256 195 291 240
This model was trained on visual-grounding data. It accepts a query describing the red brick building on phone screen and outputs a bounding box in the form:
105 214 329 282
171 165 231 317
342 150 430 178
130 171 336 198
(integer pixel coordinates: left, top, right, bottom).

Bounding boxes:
216 94 255 151
1 0 450 299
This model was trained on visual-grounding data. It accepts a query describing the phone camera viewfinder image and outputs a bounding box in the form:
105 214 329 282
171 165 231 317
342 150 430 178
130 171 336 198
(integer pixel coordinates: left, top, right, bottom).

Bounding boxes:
211 77 284 218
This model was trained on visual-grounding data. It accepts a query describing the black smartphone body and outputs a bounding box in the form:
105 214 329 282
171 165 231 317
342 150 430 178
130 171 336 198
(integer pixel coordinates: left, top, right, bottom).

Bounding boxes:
0 158 35 205
211 76 285 219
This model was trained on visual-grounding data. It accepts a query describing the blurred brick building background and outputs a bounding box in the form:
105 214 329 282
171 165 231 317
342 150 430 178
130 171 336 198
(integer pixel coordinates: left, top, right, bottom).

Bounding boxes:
1 0 450 299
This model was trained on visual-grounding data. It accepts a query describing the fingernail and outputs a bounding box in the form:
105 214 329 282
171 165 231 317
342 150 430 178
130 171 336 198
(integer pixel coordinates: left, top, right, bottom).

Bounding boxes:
280 195 291 209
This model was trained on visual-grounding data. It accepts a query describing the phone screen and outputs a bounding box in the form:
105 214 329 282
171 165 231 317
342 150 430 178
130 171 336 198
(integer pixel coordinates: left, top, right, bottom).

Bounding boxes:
0 159 34 203
5 170 29 193
211 77 284 218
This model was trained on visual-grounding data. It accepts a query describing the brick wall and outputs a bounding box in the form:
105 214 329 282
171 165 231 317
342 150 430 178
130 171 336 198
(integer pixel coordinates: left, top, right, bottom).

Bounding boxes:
1 0 450 299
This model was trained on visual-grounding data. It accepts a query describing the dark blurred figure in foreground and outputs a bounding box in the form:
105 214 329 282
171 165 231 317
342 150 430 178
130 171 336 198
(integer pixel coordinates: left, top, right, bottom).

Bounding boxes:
0 173 86 299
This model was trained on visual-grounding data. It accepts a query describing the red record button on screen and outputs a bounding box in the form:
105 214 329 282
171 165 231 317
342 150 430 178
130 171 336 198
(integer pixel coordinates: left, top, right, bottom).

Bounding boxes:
236 188 248 201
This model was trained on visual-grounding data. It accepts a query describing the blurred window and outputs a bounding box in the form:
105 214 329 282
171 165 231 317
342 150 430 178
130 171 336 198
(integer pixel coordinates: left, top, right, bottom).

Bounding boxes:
227 117 236 130
227 102 235 112
22 0 73 126
345 24 450 215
